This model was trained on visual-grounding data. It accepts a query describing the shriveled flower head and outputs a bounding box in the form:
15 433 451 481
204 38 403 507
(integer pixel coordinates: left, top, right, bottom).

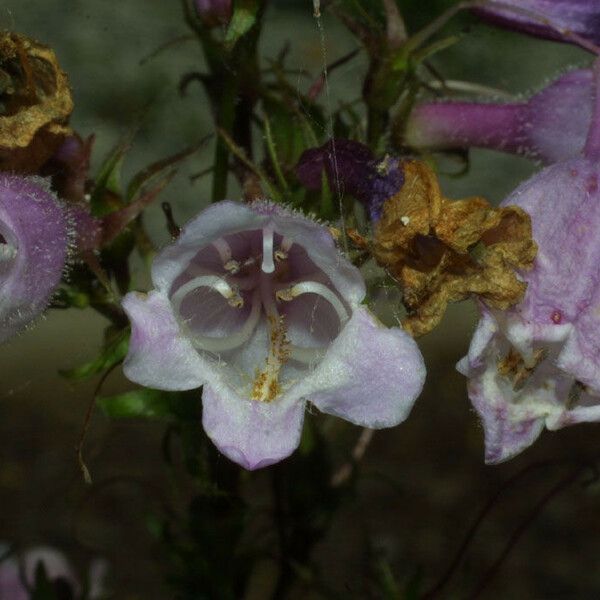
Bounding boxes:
405 68 593 164
458 156 600 462
0 174 69 343
472 0 600 48
122 201 425 469
0 32 73 172
296 139 404 220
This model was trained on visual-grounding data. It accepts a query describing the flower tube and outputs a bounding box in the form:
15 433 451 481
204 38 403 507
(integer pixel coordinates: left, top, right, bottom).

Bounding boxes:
405 68 594 164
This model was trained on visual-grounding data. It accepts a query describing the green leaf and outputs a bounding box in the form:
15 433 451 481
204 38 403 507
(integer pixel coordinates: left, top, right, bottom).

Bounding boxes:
98 388 174 419
90 138 130 216
224 0 259 49
125 138 209 202
59 328 129 381
99 388 200 420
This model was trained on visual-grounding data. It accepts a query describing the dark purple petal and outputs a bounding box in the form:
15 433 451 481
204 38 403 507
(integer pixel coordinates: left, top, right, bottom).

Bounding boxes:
473 0 600 48
296 139 404 220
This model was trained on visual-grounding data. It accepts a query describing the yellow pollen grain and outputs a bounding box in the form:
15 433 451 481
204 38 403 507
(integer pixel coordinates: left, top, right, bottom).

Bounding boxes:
251 314 290 402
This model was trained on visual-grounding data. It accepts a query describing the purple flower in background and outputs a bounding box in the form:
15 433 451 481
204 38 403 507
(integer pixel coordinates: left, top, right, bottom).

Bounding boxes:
0 175 69 344
458 61 600 463
194 0 232 27
0 545 107 600
122 201 425 469
457 157 600 463
405 68 593 164
472 0 600 49
296 139 404 220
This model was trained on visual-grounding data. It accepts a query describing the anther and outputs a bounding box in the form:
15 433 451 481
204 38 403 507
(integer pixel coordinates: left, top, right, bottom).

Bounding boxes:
0 242 16 261
224 259 241 274
276 281 349 324
171 275 243 315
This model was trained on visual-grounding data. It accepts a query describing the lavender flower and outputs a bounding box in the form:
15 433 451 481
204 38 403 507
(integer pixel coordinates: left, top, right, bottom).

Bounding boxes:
0 545 106 600
0 175 68 343
122 201 425 469
405 68 593 164
457 158 600 463
458 60 600 463
472 0 600 48
296 139 404 220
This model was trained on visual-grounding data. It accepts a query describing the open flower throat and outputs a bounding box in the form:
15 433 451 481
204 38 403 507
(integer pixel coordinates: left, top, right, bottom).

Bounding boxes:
169 225 349 403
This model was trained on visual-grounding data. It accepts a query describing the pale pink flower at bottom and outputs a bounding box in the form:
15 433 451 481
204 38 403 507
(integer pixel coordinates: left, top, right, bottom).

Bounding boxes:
122 201 426 470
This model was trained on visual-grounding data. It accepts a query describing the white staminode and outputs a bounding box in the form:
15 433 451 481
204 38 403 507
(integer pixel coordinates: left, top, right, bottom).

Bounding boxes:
276 280 349 324
171 276 243 314
0 242 16 261
261 225 275 273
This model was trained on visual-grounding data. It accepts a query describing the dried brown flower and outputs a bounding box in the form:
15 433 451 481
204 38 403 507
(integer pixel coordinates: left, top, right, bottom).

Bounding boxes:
373 160 537 337
0 32 73 172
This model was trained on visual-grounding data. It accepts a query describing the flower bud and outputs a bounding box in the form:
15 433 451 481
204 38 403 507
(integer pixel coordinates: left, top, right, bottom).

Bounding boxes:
405 68 593 164
472 0 600 48
194 0 232 27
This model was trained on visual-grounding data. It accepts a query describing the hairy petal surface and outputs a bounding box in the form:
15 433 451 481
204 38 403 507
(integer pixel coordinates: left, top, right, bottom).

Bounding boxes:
0 175 68 343
202 386 305 470
122 291 209 390
306 307 426 427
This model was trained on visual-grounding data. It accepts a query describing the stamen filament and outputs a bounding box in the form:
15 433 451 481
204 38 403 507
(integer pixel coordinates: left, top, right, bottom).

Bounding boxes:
189 289 262 353
276 280 349 324
171 275 243 314
212 237 232 263
261 224 275 273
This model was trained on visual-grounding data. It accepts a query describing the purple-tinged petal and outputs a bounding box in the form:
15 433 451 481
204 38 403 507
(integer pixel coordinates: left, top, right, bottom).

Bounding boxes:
122 200 426 469
405 69 593 164
472 0 600 48
304 307 425 427
0 546 87 600
41 133 93 203
202 385 305 470
459 156 600 462
122 290 208 390
68 203 102 253
296 139 404 220
0 175 68 343
468 375 546 464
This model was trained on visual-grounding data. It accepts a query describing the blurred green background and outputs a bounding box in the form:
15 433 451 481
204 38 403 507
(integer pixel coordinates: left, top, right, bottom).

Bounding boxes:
1 1 598 598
